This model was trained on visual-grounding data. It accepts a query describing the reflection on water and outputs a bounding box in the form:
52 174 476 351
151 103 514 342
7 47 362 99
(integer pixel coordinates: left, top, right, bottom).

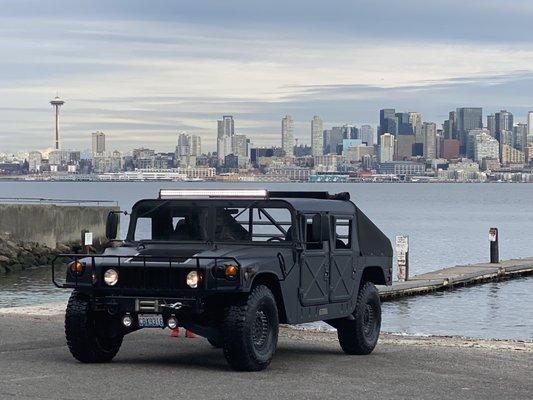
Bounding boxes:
381 277 533 341
0 267 70 308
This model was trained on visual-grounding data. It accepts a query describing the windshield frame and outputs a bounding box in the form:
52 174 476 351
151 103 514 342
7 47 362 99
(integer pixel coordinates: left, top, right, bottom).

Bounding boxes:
125 198 297 247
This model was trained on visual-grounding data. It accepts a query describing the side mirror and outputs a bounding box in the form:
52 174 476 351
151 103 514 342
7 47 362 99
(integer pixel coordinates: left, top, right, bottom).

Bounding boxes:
106 212 120 240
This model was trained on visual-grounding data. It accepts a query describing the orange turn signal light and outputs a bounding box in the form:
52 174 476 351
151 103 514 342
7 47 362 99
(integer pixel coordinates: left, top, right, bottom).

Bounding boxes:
69 260 85 276
224 264 238 278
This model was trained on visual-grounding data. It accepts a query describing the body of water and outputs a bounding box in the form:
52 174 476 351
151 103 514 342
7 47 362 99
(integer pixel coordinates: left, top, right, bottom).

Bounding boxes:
1 181 532 340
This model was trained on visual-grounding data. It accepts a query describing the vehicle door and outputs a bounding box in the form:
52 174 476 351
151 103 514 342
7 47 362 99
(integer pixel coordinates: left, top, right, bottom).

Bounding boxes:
329 215 357 302
299 213 330 306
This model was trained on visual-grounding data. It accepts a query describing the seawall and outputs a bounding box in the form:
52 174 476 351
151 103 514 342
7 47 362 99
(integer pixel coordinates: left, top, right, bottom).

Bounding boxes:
0 203 118 248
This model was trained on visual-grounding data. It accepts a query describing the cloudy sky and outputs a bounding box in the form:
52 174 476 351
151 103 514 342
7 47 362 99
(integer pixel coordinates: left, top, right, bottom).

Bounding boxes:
2 0 533 153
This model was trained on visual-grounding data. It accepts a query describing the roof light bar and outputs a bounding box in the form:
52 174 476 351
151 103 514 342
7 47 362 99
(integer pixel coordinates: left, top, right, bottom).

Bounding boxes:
159 189 268 199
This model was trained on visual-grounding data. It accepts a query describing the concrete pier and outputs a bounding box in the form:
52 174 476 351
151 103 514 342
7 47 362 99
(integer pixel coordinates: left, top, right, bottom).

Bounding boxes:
378 257 533 299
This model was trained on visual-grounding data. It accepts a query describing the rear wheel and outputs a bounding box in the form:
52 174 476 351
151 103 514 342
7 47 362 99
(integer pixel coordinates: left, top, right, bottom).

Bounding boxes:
337 282 381 355
65 291 123 363
222 285 279 371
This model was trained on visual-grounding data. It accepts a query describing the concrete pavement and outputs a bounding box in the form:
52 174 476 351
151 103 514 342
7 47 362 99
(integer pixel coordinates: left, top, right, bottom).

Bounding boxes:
0 313 531 400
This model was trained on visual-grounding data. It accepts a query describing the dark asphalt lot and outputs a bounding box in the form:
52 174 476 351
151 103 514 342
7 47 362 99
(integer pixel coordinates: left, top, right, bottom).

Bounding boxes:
0 314 531 400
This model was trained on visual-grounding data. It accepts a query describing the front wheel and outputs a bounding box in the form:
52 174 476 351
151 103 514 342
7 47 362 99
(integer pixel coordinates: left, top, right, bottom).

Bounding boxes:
65 291 123 363
222 285 279 371
337 282 381 355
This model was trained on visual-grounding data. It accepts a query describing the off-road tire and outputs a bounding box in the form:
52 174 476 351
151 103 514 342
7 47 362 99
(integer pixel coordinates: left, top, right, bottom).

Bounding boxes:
207 336 223 348
65 291 123 363
338 282 381 355
222 285 279 371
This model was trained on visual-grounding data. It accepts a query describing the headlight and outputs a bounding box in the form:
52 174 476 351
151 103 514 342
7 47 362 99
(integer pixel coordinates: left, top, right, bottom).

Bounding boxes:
104 268 119 286
186 270 199 288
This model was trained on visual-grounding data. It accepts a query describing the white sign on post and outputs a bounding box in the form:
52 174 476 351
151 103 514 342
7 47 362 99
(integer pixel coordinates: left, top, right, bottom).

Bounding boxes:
84 232 93 246
395 235 409 282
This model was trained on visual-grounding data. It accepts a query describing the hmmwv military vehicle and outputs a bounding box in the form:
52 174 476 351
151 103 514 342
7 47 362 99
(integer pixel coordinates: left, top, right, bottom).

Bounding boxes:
53 189 392 371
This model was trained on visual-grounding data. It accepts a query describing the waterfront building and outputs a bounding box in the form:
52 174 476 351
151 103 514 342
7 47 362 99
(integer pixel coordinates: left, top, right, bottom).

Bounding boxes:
28 151 43 172
311 116 323 156
378 161 425 176
93 151 122 174
281 115 294 156
495 110 513 142
456 107 483 155
422 122 437 159
379 133 395 162
472 131 499 165
91 131 105 156
360 124 374 146
132 148 155 169
501 144 525 166
481 158 500 171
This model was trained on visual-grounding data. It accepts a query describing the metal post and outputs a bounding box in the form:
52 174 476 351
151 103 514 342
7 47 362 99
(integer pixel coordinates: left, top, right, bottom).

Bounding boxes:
489 227 499 264
396 235 409 282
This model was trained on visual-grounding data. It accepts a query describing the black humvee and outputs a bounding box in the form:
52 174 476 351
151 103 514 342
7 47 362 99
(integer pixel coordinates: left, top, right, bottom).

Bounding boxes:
53 189 392 371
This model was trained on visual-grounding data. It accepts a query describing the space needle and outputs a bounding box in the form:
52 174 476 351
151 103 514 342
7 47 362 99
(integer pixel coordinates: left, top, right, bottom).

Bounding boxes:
50 95 65 150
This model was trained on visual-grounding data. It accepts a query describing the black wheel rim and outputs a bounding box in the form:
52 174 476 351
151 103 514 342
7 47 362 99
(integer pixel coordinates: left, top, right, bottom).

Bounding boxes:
252 309 270 350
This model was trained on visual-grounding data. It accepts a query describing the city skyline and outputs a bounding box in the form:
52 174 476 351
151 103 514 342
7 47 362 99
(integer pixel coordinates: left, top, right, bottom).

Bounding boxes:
2 1 533 152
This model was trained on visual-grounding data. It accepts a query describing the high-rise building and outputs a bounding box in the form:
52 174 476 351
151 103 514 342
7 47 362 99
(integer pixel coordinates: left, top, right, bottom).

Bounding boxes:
379 109 398 139
501 144 525 165
456 107 483 155
466 129 491 159
360 124 374 146
494 110 513 142
513 123 528 151
379 133 395 163
91 131 105 155
394 134 415 161
311 115 323 156
176 132 201 166
422 122 437 159
486 114 496 137
396 112 411 135
409 112 423 142
281 115 294 156
472 132 499 164
527 111 533 140
232 134 250 158
28 151 43 172
217 115 234 162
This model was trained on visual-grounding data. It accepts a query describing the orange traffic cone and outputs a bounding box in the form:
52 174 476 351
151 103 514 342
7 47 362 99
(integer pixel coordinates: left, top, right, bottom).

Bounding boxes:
170 327 180 337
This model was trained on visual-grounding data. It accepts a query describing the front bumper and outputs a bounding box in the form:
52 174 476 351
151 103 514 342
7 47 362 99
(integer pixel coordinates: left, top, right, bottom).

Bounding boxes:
91 295 206 315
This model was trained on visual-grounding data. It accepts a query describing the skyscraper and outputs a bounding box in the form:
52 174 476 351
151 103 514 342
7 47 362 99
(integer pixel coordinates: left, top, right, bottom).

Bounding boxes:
91 131 105 155
379 133 395 162
176 132 201 166
486 114 496 137
456 107 483 155
494 110 513 142
527 111 533 143
473 132 499 164
360 124 374 146
281 115 294 156
311 116 323 156
379 108 398 138
513 123 528 151
217 115 234 162
422 122 437 159
408 112 423 142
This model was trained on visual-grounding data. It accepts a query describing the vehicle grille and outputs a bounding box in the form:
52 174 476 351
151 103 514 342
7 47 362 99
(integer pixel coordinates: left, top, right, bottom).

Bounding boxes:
117 267 187 291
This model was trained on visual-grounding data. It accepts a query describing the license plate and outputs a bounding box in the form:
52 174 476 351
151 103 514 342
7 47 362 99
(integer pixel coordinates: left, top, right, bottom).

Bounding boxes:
138 314 164 328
